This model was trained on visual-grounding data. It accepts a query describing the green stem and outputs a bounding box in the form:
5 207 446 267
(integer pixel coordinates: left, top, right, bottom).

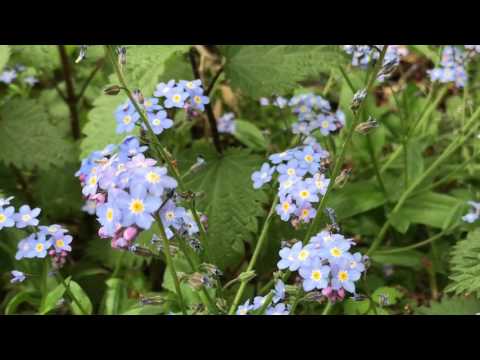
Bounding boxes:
156 220 187 315
39 259 49 310
322 301 333 315
228 194 279 315
366 133 388 199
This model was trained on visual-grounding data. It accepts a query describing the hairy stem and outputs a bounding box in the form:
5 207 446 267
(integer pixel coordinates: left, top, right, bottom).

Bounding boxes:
58 45 80 140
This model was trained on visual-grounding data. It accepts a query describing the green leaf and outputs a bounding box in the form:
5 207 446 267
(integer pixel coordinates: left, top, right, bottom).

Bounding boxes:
327 180 386 220
446 230 480 298
183 145 268 269
372 250 424 269
222 45 348 98
4 290 35 315
40 279 68 315
122 305 164 315
67 280 93 315
10 45 60 71
80 94 139 159
371 286 403 306
121 45 191 94
0 99 77 170
390 192 465 233
102 278 128 315
408 45 440 64
0 45 10 71
234 119 267 151
343 298 388 315
415 296 480 315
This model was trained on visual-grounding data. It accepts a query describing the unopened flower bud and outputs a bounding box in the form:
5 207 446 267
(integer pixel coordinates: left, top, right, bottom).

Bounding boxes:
91 193 106 205
355 117 379 135
133 88 144 105
188 272 207 290
104 85 123 96
190 156 206 174
75 45 88 64
98 227 109 239
238 270 256 283
123 226 138 242
350 88 367 112
117 46 127 67
334 168 352 188
377 58 398 81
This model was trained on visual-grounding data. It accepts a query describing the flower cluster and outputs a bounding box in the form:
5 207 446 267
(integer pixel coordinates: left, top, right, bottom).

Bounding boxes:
0 64 38 86
251 141 330 224
76 136 200 250
428 46 468 88
260 93 345 137
462 201 480 223
236 280 290 315
217 112 236 134
115 79 209 135
0 196 73 283
278 230 367 300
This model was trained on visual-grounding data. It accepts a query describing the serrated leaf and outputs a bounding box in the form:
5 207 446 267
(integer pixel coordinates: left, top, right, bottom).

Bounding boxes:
10 45 60 71
415 296 480 315
120 45 191 94
183 145 269 269
222 45 348 98
0 99 77 170
0 45 10 71
446 230 480 298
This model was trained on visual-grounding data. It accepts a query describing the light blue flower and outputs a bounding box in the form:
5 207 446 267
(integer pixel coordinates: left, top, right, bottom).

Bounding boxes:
179 79 203 94
116 110 140 134
277 242 314 271
251 163 275 189
96 203 122 236
269 151 293 164
31 234 52 258
0 206 15 230
275 196 297 222
266 303 289 315
190 88 210 111
142 97 162 113
331 260 361 294
236 299 253 315
273 280 285 303
154 80 176 98
147 111 173 135
164 87 189 109
299 259 330 291
463 201 480 223
15 234 37 260
0 69 17 84
117 185 161 230
52 234 73 253
217 113 236 134
10 270 26 284
14 205 41 228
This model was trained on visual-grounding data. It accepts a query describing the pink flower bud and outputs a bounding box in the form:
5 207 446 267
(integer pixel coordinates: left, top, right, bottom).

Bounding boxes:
91 193 106 204
123 226 139 242
98 227 109 239
79 174 86 182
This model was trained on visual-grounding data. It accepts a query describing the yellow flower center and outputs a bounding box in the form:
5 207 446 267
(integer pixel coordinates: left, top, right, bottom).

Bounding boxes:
301 209 309 218
287 168 296 176
300 106 308 113
173 95 181 103
146 171 160 184
36 243 44 253
144 100 152 107
0 214 5 223
89 176 98 186
321 120 330 129
166 211 175 220
299 190 310 199
56 239 65 248
330 247 342 258
106 208 114 222
21 214 31 222
338 271 349 282
315 180 324 189
238 309 248 315
152 118 161 126
123 115 132 125
311 270 322 281
194 96 202 104
304 154 313 163
186 82 194 89
298 250 309 261
129 199 145 215
282 202 290 212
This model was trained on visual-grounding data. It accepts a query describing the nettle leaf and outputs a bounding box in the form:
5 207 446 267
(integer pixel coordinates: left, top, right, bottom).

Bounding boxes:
121 45 191 94
446 230 480 298
0 45 10 70
10 45 60 71
415 296 480 315
0 99 77 170
80 95 139 159
183 145 269 270
222 45 348 98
